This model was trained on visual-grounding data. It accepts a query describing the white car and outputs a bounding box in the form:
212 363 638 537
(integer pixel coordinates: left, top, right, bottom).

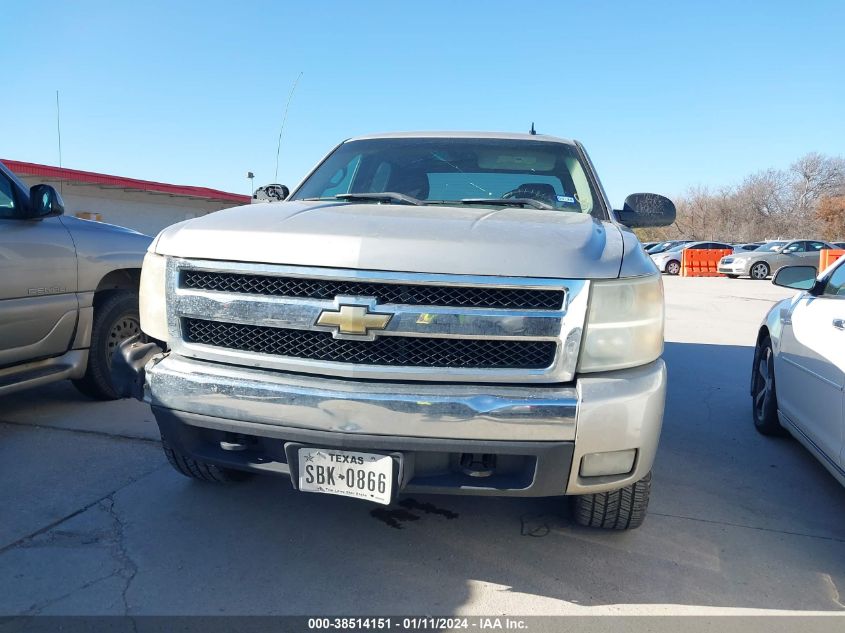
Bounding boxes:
752 259 845 487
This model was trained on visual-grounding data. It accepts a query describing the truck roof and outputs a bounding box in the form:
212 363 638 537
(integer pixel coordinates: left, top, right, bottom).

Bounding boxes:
346 131 577 144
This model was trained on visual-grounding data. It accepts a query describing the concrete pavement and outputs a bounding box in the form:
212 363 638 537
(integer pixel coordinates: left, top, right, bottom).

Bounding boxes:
1 276 844 615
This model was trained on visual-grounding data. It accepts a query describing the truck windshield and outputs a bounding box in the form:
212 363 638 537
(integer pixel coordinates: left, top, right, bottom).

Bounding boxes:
290 137 604 215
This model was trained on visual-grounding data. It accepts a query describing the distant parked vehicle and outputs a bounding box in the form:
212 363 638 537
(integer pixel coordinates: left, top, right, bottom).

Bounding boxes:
833 241 845 249
718 240 835 280
642 241 659 251
647 240 692 255
752 263 845 488
650 241 732 275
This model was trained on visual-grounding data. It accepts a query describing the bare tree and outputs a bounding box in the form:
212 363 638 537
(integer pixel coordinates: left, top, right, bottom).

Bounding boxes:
635 152 845 243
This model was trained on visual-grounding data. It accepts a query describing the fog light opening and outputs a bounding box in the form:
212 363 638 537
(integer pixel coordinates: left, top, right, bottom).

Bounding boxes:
460 453 496 478
580 449 637 477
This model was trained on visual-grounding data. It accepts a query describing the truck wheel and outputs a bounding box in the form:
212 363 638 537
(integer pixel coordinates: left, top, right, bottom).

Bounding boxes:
751 335 786 436
72 290 141 400
162 439 253 483
665 261 681 275
572 472 651 530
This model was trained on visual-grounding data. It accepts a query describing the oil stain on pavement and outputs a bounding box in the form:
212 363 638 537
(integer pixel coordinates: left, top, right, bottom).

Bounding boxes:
370 498 459 529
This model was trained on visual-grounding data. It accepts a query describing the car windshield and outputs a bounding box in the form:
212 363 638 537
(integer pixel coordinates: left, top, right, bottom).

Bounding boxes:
756 241 787 252
665 243 690 252
290 137 603 215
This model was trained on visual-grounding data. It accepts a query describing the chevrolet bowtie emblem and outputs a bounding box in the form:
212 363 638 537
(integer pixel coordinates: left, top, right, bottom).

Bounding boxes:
316 305 392 337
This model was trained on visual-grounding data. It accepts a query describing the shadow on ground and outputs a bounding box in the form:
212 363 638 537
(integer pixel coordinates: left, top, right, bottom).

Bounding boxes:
1 342 844 614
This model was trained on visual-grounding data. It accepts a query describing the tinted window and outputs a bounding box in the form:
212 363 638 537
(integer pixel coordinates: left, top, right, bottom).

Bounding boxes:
823 261 845 297
291 138 603 215
317 154 363 198
782 241 805 253
807 241 829 251
0 172 17 219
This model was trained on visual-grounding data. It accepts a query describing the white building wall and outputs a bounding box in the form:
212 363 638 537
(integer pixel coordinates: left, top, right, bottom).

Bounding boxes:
19 176 245 237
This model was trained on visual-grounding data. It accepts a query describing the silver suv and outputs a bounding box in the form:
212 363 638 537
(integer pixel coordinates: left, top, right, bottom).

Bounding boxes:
116 132 676 530
0 160 151 398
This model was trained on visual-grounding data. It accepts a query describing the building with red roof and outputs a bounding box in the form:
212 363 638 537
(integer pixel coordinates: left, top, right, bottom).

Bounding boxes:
3 159 250 236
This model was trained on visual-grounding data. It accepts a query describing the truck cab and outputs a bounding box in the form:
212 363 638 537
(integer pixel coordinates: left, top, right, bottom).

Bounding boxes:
0 160 151 399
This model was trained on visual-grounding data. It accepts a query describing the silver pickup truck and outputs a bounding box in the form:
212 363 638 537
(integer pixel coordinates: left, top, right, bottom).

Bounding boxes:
0 160 150 399
116 132 675 529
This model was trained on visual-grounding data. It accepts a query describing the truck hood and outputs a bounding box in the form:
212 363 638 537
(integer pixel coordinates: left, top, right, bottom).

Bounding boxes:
153 200 624 279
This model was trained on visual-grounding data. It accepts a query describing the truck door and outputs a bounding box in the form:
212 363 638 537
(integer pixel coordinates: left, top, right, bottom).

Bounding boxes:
0 170 78 367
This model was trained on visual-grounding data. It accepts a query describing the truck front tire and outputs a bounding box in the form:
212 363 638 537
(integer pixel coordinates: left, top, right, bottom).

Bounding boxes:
571 472 651 530
73 290 141 400
162 439 253 483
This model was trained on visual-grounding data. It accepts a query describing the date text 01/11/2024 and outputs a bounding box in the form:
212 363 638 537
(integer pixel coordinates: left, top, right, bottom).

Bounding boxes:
307 617 529 630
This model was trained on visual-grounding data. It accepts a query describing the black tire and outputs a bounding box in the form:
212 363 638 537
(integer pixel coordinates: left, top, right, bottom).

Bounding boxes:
750 261 770 280
72 290 141 400
571 472 651 530
665 260 681 276
726 274 739 279
751 335 786 436
162 438 253 483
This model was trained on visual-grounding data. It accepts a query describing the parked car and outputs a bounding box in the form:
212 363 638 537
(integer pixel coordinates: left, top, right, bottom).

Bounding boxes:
650 241 732 275
642 241 659 251
647 239 692 254
0 160 151 398
718 239 834 280
833 241 845 249
114 131 677 530
752 263 845 488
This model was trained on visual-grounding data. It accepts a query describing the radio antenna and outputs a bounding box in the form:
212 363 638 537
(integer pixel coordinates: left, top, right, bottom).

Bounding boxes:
274 71 303 181
56 90 64 193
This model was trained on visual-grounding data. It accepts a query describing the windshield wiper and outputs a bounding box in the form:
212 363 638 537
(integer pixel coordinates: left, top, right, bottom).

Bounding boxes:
459 198 554 210
334 192 423 206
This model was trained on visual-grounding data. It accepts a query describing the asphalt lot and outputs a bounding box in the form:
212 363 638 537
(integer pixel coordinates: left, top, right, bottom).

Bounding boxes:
1 276 844 616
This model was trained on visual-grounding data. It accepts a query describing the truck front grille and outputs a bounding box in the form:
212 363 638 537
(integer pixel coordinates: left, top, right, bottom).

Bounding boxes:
182 270 564 310
183 318 557 370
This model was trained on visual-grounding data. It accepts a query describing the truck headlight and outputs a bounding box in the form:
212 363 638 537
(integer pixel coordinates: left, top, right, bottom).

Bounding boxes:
578 274 664 373
139 252 168 342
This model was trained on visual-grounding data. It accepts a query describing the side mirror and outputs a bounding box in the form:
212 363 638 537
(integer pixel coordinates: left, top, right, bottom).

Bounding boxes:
253 183 290 203
615 193 676 228
773 266 817 291
28 184 65 218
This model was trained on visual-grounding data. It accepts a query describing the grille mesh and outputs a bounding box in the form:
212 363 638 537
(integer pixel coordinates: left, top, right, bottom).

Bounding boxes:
183 319 557 370
182 271 564 310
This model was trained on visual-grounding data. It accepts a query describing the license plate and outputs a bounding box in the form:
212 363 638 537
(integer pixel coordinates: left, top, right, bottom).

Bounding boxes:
298 448 393 505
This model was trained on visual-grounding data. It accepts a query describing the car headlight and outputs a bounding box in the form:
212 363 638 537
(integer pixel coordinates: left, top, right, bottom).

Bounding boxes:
139 252 168 342
578 275 664 373
722 257 734 264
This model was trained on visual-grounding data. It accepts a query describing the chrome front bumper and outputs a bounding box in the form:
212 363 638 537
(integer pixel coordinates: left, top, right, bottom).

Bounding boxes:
140 353 666 495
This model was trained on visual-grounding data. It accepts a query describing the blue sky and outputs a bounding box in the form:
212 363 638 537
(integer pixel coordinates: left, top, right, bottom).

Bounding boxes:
2 0 843 206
